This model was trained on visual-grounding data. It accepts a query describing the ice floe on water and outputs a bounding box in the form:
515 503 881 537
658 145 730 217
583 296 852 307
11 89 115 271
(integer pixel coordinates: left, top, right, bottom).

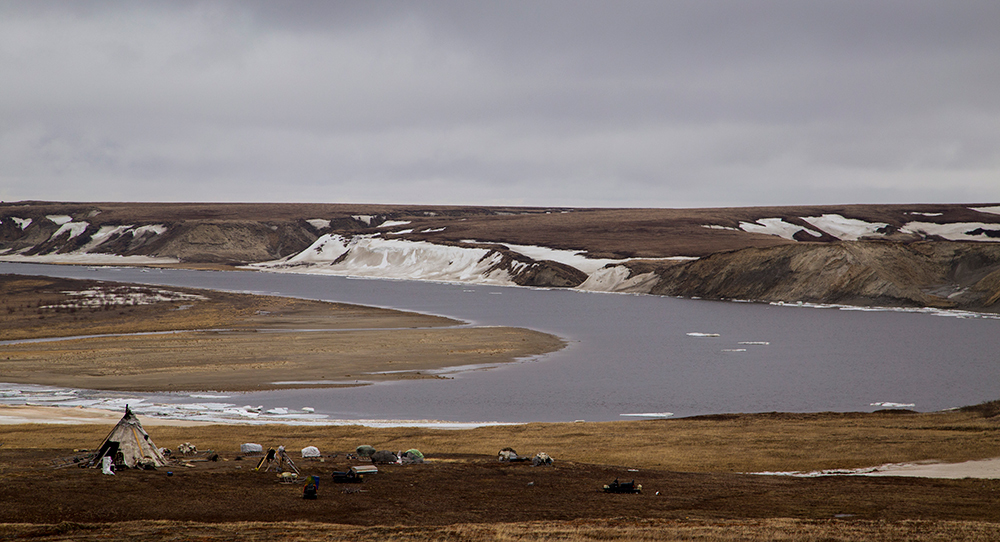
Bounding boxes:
870 402 916 408
769 300 1000 320
738 341 770 345
0 382 515 428
686 332 721 337
0 253 179 265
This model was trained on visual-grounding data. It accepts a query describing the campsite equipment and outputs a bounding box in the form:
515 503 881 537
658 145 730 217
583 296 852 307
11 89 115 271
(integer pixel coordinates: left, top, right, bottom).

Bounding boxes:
255 446 300 475
86 406 168 470
401 449 424 464
603 479 642 494
301 446 321 458
303 475 319 499
240 443 263 454
532 452 553 466
370 450 397 464
498 447 528 462
333 465 377 483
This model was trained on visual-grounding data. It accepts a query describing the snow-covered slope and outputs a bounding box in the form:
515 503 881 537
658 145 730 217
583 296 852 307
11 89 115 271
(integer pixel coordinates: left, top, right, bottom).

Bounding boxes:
710 211 1000 243
250 234 678 292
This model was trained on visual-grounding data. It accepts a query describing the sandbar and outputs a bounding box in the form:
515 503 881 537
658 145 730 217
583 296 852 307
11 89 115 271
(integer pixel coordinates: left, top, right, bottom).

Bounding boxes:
0 275 565 392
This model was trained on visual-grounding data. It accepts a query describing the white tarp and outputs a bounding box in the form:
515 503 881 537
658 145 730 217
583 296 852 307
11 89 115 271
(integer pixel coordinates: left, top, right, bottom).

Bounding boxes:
240 443 263 453
301 446 321 458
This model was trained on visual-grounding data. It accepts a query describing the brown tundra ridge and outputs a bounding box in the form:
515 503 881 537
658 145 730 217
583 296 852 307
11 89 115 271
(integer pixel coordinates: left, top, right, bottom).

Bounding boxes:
3 201 1000 311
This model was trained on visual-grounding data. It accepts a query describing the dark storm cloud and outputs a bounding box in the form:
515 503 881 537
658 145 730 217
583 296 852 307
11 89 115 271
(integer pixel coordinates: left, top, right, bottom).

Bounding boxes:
1 1 998 206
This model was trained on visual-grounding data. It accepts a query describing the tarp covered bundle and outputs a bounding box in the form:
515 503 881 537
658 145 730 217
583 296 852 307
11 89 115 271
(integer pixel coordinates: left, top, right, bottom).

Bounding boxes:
88 406 168 469
241 443 263 454
401 449 424 464
371 450 398 464
301 446 321 458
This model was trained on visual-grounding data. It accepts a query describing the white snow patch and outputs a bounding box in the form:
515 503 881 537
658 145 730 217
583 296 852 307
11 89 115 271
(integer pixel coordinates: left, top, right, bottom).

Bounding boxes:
46 215 73 225
388 229 413 235
578 265 659 293
971 206 1000 216
51 221 89 240
252 235 515 285
907 212 943 217
802 214 887 241
132 224 167 236
306 219 330 230
352 215 375 225
421 227 446 233
902 222 1000 242
11 217 32 230
753 458 1000 480
499 243 637 274
42 285 207 309
377 220 411 228
280 234 351 265
739 218 822 241
78 225 133 253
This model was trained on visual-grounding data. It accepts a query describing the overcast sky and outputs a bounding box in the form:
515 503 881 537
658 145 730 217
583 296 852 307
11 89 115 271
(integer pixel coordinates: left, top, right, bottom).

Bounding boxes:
1 1 998 208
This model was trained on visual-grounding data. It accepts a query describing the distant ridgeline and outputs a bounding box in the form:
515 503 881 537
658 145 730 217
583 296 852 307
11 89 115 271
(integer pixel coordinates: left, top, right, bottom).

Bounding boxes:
2 202 1000 312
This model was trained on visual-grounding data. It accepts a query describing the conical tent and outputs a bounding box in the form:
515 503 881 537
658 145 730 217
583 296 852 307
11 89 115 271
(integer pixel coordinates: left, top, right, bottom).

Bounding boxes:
88 406 168 469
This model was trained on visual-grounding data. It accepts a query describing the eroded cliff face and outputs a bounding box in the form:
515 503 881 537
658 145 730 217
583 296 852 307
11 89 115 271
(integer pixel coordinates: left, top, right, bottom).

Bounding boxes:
633 242 1000 312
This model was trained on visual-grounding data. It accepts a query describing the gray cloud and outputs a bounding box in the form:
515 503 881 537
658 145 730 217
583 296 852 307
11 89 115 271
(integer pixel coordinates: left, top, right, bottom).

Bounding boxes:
1 1 998 207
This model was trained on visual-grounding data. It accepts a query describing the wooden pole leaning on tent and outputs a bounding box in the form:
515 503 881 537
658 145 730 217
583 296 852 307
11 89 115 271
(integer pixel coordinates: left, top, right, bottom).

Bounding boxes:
253 446 299 475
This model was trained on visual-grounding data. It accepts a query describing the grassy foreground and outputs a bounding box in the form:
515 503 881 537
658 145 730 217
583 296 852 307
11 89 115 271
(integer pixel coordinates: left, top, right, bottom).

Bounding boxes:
7 404 1000 473
2 404 1000 541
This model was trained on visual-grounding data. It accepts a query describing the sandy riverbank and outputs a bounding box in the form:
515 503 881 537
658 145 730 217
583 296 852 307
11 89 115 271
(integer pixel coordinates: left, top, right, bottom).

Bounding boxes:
0 275 565 392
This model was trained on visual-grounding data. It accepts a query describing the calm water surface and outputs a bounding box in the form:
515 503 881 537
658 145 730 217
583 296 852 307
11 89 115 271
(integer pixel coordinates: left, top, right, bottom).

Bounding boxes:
3 262 999 422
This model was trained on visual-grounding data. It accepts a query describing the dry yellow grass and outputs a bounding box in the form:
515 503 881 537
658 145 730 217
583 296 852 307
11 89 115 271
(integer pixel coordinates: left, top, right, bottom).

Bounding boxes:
4 406 999 474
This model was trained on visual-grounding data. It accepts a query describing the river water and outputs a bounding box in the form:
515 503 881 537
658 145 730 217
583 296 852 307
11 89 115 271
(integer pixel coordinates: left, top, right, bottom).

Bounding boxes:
2 262 999 424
